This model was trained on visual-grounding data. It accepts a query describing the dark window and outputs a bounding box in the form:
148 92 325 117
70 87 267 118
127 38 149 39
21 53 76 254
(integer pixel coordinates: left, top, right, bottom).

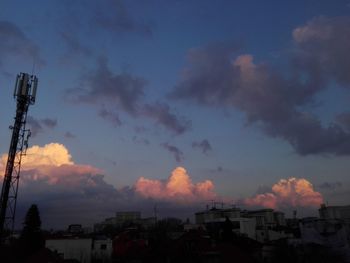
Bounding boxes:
100 244 107 250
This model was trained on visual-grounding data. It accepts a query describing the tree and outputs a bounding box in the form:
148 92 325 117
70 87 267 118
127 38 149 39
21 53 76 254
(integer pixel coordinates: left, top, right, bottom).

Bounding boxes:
22 204 41 233
18 204 44 260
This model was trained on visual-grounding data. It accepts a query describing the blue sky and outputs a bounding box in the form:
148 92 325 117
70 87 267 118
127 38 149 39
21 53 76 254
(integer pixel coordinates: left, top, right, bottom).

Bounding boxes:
1 0 350 228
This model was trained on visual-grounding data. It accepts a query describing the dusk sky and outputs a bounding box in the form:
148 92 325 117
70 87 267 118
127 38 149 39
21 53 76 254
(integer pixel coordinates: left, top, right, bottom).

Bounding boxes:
1 0 350 228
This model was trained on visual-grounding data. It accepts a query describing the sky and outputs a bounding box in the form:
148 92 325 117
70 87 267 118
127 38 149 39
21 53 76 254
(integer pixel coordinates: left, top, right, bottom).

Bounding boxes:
1 0 350 229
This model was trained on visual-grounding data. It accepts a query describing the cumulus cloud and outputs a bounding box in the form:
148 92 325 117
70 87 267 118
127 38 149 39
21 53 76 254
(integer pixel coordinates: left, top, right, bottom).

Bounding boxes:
27 116 57 137
0 143 114 227
244 178 323 209
135 167 216 203
161 143 184 162
0 20 44 68
171 17 350 156
66 57 190 135
1 143 70 169
192 139 212 154
0 144 213 228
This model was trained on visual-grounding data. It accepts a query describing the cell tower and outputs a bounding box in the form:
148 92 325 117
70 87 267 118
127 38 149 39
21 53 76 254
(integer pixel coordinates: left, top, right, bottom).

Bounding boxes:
0 73 37 240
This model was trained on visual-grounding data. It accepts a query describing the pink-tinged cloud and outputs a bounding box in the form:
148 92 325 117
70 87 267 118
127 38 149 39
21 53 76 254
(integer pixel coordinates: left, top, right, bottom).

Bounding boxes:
293 18 331 43
245 193 277 209
245 177 323 209
0 143 102 186
135 167 216 203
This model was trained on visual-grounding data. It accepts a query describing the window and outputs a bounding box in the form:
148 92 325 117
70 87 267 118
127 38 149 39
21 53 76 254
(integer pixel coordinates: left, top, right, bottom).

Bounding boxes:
100 244 107 250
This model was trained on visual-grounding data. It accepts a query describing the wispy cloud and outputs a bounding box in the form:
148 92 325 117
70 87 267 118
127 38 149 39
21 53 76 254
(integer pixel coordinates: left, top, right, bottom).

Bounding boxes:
192 139 212 154
0 20 44 68
27 116 57 137
161 143 184 162
64 131 76 139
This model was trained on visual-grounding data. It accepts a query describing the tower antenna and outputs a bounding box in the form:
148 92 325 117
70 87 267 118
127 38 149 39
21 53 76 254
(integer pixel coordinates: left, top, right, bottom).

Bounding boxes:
31 58 36 76
0 73 38 242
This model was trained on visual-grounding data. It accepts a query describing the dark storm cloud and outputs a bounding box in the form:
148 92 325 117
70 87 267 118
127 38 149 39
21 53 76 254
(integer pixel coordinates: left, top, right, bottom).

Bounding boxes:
66 57 190 135
161 143 184 162
142 102 191 135
171 17 350 156
192 139 212 154
0 20 44 67
27 116 57 137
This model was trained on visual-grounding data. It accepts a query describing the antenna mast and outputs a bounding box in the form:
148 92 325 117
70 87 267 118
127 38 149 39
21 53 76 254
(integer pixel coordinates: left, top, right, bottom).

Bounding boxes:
0 73 37 241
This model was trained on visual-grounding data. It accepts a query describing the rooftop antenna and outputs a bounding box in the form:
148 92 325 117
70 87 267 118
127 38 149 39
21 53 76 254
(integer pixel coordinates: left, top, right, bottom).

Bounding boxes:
0 73 38 242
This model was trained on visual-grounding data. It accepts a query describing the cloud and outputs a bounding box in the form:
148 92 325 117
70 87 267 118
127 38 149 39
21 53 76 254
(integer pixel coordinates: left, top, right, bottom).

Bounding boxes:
91 0 153 36
1 143 73 170
54 0 152 63
142 102 191 135
318 182 342 191
192 139 212 154
98 108 122 127
27 116 57 137
135 167 216 203
64 131 76 139
0 143 129 228
170 17 350 156
59 30 93 62
161 143 184 162
66 57 190 134
0 143 212 228
66 56 146 114
132 136 150 145
60 31 92 56
244 178 323 209
0 20 44 67
293 16 350 86
335 112 350 132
